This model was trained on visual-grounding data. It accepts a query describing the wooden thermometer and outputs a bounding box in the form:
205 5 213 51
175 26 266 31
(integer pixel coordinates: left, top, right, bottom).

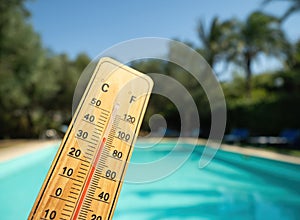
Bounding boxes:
29 57 153 220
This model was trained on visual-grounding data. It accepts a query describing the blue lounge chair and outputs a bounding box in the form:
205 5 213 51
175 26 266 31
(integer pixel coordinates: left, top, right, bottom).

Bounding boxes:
223 128 249 144
279 129 300 145
249 129 300 147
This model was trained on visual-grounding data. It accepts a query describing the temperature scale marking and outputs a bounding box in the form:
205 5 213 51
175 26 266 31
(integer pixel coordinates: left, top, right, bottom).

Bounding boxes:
29 57 153 220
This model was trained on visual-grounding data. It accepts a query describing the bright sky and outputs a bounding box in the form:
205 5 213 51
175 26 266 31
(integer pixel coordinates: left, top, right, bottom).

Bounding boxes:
26 0 300 77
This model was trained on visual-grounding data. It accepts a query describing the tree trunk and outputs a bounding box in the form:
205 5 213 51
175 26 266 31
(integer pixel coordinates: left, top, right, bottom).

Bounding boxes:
208 55 214 70
245 55 252 97
25 107 34 138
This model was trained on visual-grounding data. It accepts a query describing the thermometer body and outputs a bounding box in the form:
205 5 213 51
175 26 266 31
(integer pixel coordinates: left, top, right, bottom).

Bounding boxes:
29 57 153 220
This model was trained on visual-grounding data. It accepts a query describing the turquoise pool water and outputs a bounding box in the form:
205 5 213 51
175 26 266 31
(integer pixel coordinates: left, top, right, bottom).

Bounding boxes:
0 142 300 219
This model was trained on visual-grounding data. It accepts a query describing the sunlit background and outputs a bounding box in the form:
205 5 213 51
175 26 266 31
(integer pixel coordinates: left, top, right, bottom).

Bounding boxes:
0 0 300 219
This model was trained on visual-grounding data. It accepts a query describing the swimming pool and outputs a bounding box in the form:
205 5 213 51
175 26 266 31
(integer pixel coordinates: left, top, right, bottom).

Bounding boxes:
1 141 300 219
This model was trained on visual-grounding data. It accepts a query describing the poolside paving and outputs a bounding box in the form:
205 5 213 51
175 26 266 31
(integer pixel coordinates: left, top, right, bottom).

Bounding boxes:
220 143 300 165
0 139 60 162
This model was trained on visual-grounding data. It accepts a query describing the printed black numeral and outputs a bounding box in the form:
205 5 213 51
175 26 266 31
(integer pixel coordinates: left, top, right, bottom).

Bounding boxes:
112 150 122 159
45 209 56 219
98 191 110 201
91 214 102 220
77 130 88 139
55 187 62 197
105 170 116 180
84 113 95 122
117 131 130 141
62 167 73 176
124 114 135 124
91 98 101 107
69 147 81 157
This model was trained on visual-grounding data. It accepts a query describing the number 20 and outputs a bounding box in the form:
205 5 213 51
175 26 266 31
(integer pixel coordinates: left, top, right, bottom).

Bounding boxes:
91 214 102 220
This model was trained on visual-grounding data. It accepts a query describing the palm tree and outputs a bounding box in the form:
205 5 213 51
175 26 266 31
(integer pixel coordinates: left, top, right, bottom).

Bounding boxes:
231 11 287 95
197 16 235 70
263 0 300 21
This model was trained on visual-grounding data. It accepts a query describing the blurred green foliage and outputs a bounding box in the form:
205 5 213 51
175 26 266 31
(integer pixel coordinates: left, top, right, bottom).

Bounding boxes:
0 0 299 138
0 0 90 138
131 59 211 135
224 69 300 135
